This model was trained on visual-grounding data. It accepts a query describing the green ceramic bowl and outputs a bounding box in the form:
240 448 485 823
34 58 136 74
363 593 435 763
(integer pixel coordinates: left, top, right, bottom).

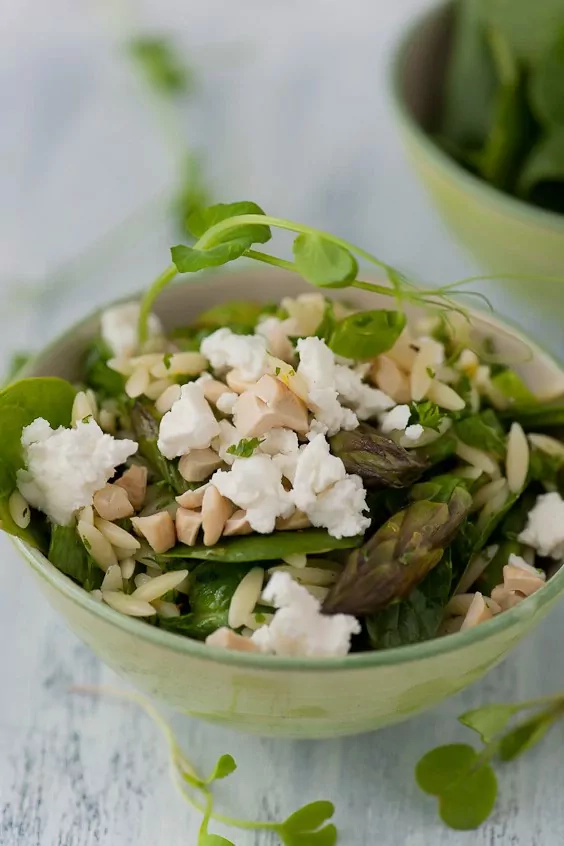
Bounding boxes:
390 2 564 277
14 269 564 738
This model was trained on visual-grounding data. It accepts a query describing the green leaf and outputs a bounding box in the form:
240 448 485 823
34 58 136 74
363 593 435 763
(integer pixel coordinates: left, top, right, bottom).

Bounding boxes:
366 552 452 649
477 539 522 593
455 410 506 458
529 32 564 126
293 233 358 289
130 402 187 495
328 310 406 359
128 36 191 95
187 201 271 247
281 827 337 846
499 712 555 761
459 703 522 743
226 437 263 458
198 835 235 846
194 301 269 332
48 524 103 591
415 744 497 831
0 378 76 506
171 241 251 274
206 754 237 783
491 369 536 406
439 0 497 150
501 397 564 429
159 529 361 564
314 299 337 343
438 765 497 831
282 801 335 833
83 340 125 398
416 744 476 796
409 401 444 432
483 0 564 65
159 562 255 640
517 129 564 196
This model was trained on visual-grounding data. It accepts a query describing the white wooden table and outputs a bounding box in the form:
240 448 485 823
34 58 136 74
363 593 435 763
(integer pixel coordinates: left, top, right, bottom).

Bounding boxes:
1 1 563 843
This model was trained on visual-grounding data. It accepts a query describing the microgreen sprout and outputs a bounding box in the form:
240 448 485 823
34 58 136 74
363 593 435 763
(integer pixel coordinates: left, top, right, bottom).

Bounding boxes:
416 692 564 830
137 201 490 343
226 437 264 458
73 686 338 846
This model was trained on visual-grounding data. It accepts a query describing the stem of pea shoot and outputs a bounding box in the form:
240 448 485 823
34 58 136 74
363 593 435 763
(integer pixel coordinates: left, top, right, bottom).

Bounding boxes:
137 212 475 343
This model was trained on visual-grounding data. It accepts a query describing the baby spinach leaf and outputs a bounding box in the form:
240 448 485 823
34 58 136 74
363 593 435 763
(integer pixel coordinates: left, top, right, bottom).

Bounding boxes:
529 32 564 126
490 369 536 406
187 201 271 247
128 36 191 95
48 524 103 591
455 410 506 458
226 437 263 458
193 300 269 332
328 310 406 359
159 562 253 639
517 129 564 195
439 0 497 150
293 234 357 289
160 530 361 564
483 0 564 65
529 446 564 488
414 432 458 467
83 340 125 398
0 378 76 500
500 397 564 429
366 552 452 649
206 754 237 784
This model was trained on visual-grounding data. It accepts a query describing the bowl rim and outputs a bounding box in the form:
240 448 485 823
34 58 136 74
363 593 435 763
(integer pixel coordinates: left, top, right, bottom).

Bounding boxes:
13 275 564 671
388 0 564 233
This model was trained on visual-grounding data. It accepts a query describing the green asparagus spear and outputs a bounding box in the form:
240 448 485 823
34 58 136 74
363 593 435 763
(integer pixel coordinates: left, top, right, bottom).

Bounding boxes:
323 484 472 616
329 425 428 488
130 401 187 495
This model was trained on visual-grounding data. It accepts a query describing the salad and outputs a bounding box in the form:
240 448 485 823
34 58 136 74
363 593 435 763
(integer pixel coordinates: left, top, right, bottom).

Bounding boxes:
3 201 564 659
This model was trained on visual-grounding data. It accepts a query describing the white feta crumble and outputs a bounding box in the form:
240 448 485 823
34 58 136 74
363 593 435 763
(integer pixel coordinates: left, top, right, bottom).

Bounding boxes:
334 364 394 420
292 433 345 510
518 492 564 559
215 391 238 414
157 383 220 459
211 454 293 533
380 404 424 442
306 476 371 539
296 336 358 436
200 328 268 381
100 301 162 358
251 572 360 657
291 434 370 538
17 418 138 525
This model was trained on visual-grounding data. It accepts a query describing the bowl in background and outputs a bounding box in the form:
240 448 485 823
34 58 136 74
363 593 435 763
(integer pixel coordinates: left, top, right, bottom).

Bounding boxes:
389 2 564 278
14 268 564 738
